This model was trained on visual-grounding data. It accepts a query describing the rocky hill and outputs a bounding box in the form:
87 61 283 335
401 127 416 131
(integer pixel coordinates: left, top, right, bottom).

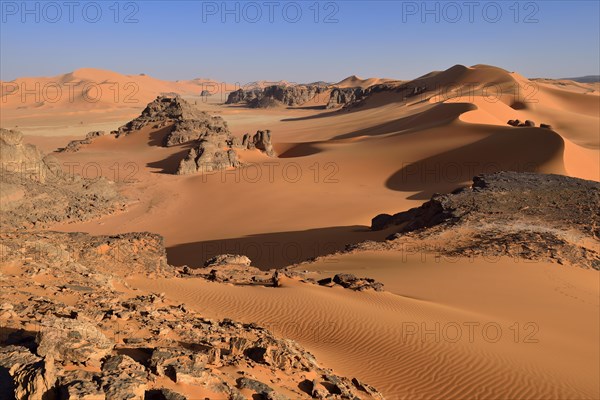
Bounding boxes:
368 172 600 269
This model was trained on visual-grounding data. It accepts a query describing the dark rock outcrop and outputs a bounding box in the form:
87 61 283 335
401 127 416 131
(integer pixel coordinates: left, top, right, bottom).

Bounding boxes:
368 172 600 269
507 119 538 127
204 254 252 267
318 273 384 292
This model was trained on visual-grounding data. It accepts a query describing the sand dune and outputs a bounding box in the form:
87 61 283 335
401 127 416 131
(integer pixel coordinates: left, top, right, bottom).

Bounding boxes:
44 64 598 265
129 253 600 399
0 68 228 130
335 75 397 89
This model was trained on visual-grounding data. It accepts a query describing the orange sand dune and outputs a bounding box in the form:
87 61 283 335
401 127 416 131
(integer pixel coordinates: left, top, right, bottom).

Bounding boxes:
129 253 600 400
45 65 598 264
0 68 228 129
335 75 398 89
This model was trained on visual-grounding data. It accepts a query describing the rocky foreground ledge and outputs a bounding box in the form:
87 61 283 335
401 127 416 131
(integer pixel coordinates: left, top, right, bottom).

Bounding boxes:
0 231 384 400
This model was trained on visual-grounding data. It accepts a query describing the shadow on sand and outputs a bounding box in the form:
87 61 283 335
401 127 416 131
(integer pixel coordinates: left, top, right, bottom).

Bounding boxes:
166 225 394 270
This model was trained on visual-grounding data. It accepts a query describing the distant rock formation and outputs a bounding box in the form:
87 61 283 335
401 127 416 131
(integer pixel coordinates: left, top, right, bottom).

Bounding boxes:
326 87 364 109
226 84 327 108
326 81 424 110
226 88 262 105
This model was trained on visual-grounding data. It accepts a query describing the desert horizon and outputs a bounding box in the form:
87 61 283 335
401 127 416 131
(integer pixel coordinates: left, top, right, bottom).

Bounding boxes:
1 2 599 400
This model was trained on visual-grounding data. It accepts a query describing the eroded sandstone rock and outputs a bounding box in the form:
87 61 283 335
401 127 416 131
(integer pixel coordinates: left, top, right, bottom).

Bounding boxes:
0 345 56 400
37 317 114 364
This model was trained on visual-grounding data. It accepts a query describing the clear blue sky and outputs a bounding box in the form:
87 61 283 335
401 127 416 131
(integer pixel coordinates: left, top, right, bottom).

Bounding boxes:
1 1 599 83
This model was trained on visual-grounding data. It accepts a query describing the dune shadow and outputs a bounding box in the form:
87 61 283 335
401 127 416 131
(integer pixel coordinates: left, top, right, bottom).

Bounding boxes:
386 127 566 199
146 143 195 174
167 225 393 270
147 125 175 147
332 102 474 140
287 105 327 111
280 108 348 122
278 142 324 158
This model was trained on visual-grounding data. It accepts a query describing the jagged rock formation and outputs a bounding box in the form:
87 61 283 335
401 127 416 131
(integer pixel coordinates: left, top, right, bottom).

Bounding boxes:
0 128 53 183
176 130 276 175
112 95 230 147
164 117 230 147
0 346 56 400
0 129 125 229
368 172 600 269
0 232 384 400
226 85 327 108
58 131 106 152
37 317 115 365
241 130 276 156
179 254 384 293
107 96 277 175
176 141 241 175
226 88 262 105
113 95 218 137
326 87 364 109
